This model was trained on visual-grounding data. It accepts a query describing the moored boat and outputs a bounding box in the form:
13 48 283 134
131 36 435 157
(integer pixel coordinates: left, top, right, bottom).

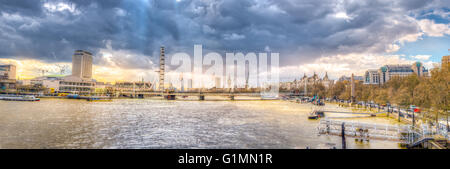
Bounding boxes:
308 115 319 120
0 95 40 101
86 97 112 102
308 110 325 120
67 94 80 99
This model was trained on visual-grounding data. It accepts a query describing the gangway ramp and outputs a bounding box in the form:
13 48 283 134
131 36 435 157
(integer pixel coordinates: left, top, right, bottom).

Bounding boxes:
318 119 411 141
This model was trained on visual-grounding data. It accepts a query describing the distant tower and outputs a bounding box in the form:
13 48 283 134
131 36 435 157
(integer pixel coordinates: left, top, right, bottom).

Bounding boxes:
245 69 249 89
188 79 193 90
72 50 93 79
227 75 232 92
212 73 221 89
159 46 165 92
215 77 221 89
351 73 355 103
304 78 307 96
180 73 184 92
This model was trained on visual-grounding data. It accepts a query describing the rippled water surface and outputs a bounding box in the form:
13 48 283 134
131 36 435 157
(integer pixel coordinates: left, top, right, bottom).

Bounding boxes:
0 98 400 149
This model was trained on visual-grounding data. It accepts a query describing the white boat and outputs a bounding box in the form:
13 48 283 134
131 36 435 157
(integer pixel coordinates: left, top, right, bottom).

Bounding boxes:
0 95 40 101
260 95 279 100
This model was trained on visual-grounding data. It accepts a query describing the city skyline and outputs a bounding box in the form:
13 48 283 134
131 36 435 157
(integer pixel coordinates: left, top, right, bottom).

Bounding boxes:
0 51 445 83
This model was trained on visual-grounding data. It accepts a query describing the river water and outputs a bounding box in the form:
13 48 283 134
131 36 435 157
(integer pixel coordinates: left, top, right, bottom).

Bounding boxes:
0 98 401 149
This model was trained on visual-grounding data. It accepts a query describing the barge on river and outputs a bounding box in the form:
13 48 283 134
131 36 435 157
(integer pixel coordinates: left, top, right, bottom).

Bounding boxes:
0 95 40 101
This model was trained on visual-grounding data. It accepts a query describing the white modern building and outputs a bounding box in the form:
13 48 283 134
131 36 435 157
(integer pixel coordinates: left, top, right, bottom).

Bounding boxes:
364 62 429 85
364 69 380 84
22 74 95 94
54 50 96 94
215 77 222 89
30 75 64 92
30 50 96 94
0 64 17 91
0 64 16 80
58 76 95 94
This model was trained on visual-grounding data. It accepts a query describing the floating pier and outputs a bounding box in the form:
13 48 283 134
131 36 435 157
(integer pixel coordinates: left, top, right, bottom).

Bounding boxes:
318 119 409 141
317 119 449 148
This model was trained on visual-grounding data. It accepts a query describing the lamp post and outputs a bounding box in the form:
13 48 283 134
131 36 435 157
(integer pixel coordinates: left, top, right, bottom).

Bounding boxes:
446 110 449 132
341 122 346 149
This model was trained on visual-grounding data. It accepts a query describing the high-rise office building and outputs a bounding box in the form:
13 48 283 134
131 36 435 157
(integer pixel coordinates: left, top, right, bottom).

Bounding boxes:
215 77 221 88
72 50 93 79
0 64 16 80
0 64 16 91
442 55 449 64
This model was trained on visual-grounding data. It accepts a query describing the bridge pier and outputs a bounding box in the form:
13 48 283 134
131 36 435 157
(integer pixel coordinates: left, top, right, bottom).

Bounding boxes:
199 95 205 100
165 95 176 100
341 122 346 149
138 94 144 98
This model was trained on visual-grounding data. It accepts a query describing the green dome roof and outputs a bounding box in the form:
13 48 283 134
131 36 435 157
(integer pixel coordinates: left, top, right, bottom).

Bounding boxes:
415 62 422 68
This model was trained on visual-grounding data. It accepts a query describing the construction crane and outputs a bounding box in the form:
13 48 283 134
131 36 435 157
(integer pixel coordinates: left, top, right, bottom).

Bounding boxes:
56 64 69 75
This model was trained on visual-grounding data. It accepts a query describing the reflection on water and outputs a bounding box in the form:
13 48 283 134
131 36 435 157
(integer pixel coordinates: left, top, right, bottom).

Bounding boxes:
0 98 400 149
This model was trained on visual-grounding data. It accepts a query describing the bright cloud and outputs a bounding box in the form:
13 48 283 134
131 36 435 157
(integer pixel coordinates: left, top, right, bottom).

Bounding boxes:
223 33 246 40
418 19 450 37
333 12 354 22
43 2 81 15
410 55 431 60
96 40 154 69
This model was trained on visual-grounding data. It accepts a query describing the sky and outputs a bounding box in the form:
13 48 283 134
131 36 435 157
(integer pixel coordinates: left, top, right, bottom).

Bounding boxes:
0 0 449 82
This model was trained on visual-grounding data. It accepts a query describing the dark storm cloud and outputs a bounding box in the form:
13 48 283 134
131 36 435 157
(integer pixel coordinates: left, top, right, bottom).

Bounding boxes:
0 0 43 16
0 0 444 69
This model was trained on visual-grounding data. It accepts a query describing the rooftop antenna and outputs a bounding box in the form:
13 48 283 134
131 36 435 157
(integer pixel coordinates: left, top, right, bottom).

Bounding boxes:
180 72 184 92
245 65 249 89
37 69 48 77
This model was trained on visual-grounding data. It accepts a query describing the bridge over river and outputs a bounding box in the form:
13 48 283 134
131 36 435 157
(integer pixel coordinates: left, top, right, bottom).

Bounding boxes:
115 91 278 100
